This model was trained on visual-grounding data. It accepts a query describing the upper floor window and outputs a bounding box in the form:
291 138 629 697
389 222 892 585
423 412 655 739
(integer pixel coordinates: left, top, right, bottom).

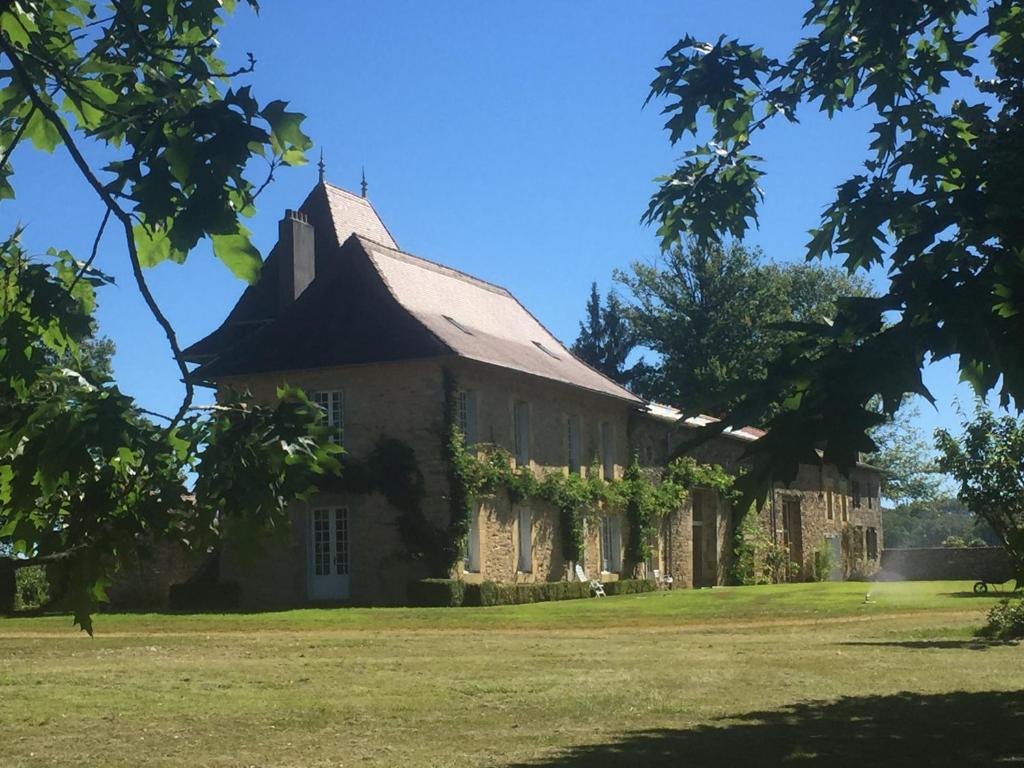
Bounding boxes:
852 479 862 508
600 421 614 480
513 401 530 467
456 389 477 445
517 506 533 573
567 415 581 475
826 480 835 521
312 389 344 446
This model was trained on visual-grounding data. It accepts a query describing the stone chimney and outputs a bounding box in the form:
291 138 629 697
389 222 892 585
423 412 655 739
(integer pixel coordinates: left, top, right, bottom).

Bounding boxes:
278 209 315 310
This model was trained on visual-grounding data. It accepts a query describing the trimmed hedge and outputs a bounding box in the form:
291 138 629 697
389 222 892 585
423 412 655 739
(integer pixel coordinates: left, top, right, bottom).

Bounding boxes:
408 577 657 607
463 580 592 606
0 568 14 614
408 578 466 607
168 581 241 611
602 578 656 596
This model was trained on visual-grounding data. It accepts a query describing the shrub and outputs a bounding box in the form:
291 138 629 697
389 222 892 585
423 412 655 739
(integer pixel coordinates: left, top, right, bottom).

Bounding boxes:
602 579 655 596
0 568 14 613
979 597 1024 640
812 548 834 582
14 566 50 610
168 581 241 611
464 579 591 606
407 578 465 607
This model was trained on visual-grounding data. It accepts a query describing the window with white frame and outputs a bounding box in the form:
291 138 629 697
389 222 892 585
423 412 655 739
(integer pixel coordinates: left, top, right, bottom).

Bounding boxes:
313 389 344 446
600 515 621 573
464 505 480 572
456 389 477 445
513 401 530 467
517 506 532 572
600 421 614 480
567 415 581 474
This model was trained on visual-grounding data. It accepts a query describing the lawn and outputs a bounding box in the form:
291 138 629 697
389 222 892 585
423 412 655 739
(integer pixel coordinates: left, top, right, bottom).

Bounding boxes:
1 581 1021 767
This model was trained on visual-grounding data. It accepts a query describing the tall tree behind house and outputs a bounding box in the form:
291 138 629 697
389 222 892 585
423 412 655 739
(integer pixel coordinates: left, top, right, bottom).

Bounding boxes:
571 283 637 387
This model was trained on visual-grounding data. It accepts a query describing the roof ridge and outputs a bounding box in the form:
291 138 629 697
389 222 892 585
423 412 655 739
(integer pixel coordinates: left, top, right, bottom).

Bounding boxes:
319 181 400 249
355 236 513 298
355 234 639 404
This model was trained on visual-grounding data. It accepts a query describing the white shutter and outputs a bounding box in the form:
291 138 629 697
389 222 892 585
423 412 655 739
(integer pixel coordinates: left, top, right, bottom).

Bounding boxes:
567 416 581 474
465 391 478 445
600 421 614 480
517 507 532 572
514 401 529 466
464 506 480 572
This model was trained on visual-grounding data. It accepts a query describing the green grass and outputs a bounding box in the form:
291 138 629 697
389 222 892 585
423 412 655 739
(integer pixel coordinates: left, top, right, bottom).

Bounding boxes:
1 581 1021 767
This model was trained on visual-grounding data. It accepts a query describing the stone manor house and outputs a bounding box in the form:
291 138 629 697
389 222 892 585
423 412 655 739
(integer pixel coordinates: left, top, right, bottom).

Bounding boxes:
183 178 883 608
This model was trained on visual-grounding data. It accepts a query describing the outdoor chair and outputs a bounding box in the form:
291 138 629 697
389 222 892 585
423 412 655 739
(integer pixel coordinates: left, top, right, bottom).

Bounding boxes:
575 563 605 597
652 569 673 590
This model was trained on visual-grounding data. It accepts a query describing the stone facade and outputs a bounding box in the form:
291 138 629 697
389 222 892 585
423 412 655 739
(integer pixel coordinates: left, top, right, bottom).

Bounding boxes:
214 352 884 607
216 356 638 607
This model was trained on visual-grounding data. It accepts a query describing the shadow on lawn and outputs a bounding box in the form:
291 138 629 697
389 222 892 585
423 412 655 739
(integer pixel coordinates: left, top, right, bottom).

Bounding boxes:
506 691 1024 768
840 639 1017 651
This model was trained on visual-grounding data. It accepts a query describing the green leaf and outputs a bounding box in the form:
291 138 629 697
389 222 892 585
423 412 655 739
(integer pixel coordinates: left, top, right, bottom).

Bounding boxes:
260 100 312 157
133 222 185 267
212 224 262 283
24 110 61 153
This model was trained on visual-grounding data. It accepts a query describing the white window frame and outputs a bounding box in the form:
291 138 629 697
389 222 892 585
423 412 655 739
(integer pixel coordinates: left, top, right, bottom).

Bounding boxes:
456 388 477 445
464 504 480 573
517 506 532 573
600 515 621 573
513 401 530 467
567 415 581 475
312 389 344 447
600 421 614 480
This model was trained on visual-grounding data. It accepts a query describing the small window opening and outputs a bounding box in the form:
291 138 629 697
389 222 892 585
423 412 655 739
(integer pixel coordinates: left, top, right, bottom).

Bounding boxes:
443 315 473 335
532 340 561 359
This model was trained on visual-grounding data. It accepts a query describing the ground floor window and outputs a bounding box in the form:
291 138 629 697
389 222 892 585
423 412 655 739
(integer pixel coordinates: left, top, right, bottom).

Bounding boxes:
517 506 532 573
866 527 879 560
465 506 480 572
600 515 622 573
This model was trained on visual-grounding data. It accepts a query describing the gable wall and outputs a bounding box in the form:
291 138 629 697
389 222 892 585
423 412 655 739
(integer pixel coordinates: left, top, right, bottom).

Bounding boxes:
216 358 450 607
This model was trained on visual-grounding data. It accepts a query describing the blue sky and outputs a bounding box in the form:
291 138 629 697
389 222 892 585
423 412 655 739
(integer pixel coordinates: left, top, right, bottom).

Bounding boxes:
0 1 983 440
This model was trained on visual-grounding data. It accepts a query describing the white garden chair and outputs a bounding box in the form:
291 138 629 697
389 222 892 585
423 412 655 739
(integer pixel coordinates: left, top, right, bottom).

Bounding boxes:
575 563 605 597
652 569 673 590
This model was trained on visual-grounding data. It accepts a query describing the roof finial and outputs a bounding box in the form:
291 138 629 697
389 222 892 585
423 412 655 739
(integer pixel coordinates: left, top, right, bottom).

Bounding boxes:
360 166 368 198
317 149 326 184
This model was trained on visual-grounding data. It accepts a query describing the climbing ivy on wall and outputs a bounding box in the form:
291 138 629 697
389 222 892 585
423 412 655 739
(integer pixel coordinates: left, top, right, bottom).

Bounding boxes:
441 370 735 576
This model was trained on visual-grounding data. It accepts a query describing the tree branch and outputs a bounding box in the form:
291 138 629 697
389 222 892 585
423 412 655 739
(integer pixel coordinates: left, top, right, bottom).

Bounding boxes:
0 105 33 171
68 206 110 293
1 36 195 427
0 545 88 571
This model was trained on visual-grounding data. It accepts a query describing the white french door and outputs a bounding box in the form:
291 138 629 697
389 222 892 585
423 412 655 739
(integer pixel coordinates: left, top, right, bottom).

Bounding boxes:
309 507 350 600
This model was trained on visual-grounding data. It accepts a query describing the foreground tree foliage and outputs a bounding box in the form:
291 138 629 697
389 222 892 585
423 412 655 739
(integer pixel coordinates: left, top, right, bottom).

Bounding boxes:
0 1 339 632
619 241 871 418
646 0 1024 501
937 408 1024 578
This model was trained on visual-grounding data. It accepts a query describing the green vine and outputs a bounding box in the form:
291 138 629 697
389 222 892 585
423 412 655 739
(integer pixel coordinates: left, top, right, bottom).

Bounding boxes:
441 369 735 575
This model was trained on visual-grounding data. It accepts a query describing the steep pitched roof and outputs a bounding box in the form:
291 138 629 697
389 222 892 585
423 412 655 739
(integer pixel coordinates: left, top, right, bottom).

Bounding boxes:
361 238 640 403
185 181 640 404
321 183 397 248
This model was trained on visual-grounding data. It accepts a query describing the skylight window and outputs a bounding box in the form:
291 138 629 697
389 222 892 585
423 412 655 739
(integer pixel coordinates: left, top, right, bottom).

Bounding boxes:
443 315 473 335
533 341 561 360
